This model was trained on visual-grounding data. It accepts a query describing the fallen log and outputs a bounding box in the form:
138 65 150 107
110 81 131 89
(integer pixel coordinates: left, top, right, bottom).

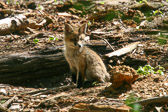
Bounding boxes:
0 46 69 83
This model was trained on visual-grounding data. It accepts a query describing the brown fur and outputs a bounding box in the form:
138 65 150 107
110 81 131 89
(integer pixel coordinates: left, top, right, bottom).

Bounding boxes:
64 23 110 87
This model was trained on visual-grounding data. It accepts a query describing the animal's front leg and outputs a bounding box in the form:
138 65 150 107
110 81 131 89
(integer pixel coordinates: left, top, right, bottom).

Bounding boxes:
77 65 86 88
69 65 77 83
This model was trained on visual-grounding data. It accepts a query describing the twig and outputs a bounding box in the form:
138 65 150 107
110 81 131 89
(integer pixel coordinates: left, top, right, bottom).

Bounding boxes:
102 38 115 51
27 84 76 96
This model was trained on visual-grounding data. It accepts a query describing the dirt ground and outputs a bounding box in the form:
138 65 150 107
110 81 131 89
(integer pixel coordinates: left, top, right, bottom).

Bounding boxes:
0 0 168 112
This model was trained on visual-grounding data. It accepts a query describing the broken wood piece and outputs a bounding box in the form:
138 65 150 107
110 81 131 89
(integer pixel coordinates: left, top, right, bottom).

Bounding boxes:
0 95 17 112
104 42 140 58
0 104 6 112
69 103 131 112
57 12 72 17
0 14 28 35
0 9 24 15
91 31 110 35
57 12 79 19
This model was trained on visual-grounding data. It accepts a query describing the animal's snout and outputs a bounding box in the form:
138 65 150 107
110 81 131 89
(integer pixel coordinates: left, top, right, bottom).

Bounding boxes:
77 43 83 48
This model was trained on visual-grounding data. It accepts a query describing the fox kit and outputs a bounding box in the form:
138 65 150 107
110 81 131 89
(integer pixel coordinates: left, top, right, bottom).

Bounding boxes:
64 23 110 87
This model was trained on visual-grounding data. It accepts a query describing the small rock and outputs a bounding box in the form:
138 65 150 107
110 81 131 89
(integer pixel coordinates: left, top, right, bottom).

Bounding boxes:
0 88 7 95
9 104 21 110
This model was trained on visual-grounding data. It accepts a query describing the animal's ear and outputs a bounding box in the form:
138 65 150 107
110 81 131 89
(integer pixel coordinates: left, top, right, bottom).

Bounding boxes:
65 23 73 34
79 23 87 34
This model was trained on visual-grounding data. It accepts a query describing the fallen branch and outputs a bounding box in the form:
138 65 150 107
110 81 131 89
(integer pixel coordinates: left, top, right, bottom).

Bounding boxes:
131 96 168 106
104 42 140 58
102 38 115 51
0 95 17 112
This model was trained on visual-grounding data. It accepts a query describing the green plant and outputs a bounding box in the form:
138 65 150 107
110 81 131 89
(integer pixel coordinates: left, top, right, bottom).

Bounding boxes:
155 65 165 75
55 37 58 41
16 1 19 5
49 37 54 41
88 21 92 26
6 0 11 4
125 92 141 112
139 0 147 4
0 99 6 104
153 10 162 15
33 38 39 44
137 65 165 76
100 1 105 5
157 38 167 45
38 4 42 10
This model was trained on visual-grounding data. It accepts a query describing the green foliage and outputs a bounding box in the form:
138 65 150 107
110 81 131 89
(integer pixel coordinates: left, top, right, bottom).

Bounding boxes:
157 38 167 45
88 21 92 26
16 1 19 5
103 10 124 21
133 16 141 24
153 10 162 15
49 37 54 41
157 32 168 45
0 99 6 104
100 1 105 5
137 65 154 75
72 1 93 16
131 103 142 112
49 37 58 41
55 37 58 41
138 0 148 4
6 0 10 4
125 92 141 112
38 4 42 10
33 38 39 44
137 65 165 76
155 65 165 75
88 19 94 26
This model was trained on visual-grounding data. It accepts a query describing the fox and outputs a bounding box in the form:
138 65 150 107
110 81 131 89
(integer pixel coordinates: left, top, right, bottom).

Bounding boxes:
64 23 110 87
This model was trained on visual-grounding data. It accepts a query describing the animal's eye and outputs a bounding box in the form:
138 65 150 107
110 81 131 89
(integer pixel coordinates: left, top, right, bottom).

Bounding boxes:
79 38 83 40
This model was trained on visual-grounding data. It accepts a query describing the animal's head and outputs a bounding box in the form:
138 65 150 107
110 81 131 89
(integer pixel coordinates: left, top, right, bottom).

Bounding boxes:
64 23 88 49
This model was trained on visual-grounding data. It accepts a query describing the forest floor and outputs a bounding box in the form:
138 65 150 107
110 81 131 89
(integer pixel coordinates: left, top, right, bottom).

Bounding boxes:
0 0 168 112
